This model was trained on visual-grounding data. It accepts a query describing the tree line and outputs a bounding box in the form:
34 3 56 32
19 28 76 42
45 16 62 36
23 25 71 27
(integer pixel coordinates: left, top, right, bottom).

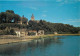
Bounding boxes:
28 20 80 34
0 10 80 35
0 10 28 23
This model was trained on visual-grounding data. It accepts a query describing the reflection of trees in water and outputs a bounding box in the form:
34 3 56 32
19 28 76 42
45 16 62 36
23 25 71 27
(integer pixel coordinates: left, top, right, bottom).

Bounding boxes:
0 42 29 55
0 36 63 56
28 36 63 49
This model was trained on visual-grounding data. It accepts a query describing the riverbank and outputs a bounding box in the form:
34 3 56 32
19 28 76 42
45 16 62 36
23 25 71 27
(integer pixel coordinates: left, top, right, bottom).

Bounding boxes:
0 34 80 45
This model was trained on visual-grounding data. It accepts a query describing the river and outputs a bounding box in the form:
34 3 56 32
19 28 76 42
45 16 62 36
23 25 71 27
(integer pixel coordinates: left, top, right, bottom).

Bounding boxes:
0 35 80 56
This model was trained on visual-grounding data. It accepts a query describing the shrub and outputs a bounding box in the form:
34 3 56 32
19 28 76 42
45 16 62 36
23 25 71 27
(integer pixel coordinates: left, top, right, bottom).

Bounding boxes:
28 32 36 36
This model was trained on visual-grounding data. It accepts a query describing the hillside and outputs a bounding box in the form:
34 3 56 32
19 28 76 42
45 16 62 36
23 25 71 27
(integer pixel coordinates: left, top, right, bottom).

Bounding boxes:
0 10 80 35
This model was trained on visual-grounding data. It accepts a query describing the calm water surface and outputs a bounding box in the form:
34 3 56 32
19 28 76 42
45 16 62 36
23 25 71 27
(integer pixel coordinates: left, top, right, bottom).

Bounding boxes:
0 35 80 56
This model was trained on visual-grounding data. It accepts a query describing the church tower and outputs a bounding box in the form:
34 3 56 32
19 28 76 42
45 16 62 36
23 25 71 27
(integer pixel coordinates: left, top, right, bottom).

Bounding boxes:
31 14 34 21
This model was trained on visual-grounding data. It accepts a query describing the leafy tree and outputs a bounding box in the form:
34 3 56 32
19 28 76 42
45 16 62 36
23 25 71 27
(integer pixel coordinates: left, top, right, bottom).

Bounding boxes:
10 29 16 35
6 10 14 13
0 10 20 23
22 17 28 24
28 20 80 34
0 10 80 35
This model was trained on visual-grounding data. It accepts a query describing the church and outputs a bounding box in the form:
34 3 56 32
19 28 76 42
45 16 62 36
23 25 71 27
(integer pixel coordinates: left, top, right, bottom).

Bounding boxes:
31 14 35 21
31 14 39 23
15 14 44 37
18 14 39 25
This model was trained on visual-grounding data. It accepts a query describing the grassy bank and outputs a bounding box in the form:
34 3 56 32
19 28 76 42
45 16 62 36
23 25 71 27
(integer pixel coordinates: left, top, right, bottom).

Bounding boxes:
0 34 80 45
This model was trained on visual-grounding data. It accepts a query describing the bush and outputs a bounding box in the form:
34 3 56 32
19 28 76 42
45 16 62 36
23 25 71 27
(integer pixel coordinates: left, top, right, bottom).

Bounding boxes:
28 32 36 36
0 28 16 35
10 29 16 35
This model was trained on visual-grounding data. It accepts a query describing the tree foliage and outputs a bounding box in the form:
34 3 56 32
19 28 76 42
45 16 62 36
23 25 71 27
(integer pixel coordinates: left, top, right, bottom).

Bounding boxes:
22 17 28 24
28 20 80 34
0 10 80 35
6 10 14 13
0 27 16 35
0 10 20 23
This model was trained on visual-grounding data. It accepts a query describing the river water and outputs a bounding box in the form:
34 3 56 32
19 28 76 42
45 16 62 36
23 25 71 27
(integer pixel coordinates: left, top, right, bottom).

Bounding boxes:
0 35 80 56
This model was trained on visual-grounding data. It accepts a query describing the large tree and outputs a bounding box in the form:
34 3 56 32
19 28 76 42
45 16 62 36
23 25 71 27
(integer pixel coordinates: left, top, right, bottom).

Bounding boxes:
22 17 28 24
6 10 14 13
0 10 20 23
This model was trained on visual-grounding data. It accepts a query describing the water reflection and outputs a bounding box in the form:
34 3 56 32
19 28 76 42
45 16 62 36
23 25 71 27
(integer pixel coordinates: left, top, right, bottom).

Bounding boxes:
0 36 79 56
0 36 63 56
29 36 63 47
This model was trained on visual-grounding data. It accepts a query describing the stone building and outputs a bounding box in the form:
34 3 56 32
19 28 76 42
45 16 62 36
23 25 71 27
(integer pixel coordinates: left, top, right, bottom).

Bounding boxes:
78 31 80 34
31 14 40 23
54 32 58 34
13 28 20 37
37 30 44 35
28 30 44 36
18 15 28 25
15 31 20 37
20 29 28 37
31 14 34 21
28 30 37 36
13 28 28 37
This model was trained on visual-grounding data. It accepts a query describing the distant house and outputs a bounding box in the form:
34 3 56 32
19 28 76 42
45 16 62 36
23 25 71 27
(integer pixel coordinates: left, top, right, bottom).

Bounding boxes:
12 28 45 37
15 31 20 37
28 30 37 36
78 31 80 34
20 29 28 37
12 28 28 37
13 28 20 37
37 30 44 35
54 32 58 34
0 30 2 33
28 30 44 36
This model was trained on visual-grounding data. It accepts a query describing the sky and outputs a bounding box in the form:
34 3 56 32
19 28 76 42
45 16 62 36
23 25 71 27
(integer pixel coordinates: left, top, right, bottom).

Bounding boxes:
0 0 80 27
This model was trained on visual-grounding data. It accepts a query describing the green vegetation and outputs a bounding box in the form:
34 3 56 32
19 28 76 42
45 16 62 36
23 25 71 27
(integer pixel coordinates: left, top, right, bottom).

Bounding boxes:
0 10 20 23
28 20 80 34
21 16 28 24
0 27 16 35
28 32 36 36
0 10 28 23
0 10 80 35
